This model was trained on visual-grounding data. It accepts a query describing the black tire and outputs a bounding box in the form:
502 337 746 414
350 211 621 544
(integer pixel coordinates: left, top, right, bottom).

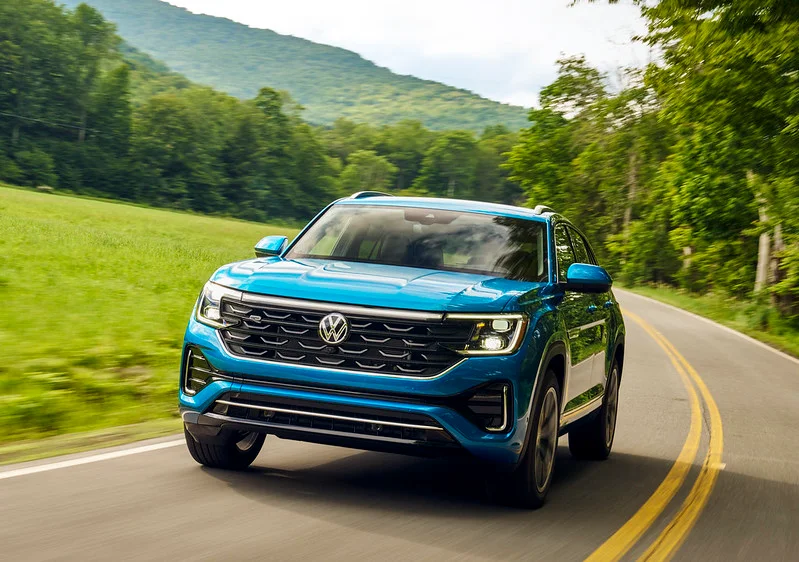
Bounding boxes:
184 426 265 470
500 369 561 509
568 360 620 461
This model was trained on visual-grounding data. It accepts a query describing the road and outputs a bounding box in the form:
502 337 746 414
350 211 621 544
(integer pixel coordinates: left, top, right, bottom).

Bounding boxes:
2 290 797 561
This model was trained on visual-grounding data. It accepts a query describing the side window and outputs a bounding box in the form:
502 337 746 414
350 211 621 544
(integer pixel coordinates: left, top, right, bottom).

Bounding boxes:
569 228 592 265
554 225 575 281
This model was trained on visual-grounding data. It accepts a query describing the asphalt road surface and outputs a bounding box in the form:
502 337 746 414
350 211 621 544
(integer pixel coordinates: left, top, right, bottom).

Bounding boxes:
2 290 797 561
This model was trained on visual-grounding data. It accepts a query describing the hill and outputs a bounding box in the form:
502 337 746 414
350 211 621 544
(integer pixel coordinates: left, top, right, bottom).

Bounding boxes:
60 0 530 131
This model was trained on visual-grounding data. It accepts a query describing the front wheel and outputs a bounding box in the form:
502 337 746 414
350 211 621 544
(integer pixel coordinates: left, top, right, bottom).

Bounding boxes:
568 360 620 460
184 426 265 470
499 370 561 509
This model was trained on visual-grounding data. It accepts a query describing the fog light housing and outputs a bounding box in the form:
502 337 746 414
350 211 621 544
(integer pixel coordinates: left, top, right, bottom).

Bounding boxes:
183 348 225 395
465 382 511 432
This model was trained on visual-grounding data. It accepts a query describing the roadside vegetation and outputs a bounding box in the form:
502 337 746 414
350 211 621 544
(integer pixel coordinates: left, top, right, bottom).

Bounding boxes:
620 285 799 359
0 185 294 442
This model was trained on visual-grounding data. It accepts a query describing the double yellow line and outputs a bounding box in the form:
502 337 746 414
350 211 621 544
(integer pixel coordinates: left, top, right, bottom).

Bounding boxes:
585 311 724 562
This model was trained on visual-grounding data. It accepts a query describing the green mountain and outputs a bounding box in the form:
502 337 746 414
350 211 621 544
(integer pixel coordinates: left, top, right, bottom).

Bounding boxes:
60 0 530 131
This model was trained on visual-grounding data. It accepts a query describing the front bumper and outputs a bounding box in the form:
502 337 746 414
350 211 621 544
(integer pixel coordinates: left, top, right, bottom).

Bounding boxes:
180 317 542 465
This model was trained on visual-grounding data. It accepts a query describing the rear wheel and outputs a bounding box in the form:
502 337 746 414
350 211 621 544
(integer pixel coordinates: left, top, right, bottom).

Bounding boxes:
568 360 620 460
184 426 265 470
500 370 561 509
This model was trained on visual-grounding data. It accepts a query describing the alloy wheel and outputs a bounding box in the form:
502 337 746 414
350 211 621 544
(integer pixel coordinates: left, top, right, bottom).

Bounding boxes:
235 432 261 452
604 367 619 448
534 387 559 493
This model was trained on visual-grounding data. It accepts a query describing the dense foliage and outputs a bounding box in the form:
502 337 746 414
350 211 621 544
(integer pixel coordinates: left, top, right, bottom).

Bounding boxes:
58 0 529 132
0 0 522 223
509 1 799 325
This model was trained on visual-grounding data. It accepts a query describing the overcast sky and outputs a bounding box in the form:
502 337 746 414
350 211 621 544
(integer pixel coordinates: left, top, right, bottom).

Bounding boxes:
167 0 649 108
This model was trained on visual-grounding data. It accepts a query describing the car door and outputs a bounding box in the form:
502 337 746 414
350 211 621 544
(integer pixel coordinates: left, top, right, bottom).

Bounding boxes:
567 227 609 393
554 224 594 409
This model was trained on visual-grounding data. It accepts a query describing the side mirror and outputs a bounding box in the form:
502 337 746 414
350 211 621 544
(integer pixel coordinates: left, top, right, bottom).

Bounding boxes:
254 235 288 257
565 263 612 293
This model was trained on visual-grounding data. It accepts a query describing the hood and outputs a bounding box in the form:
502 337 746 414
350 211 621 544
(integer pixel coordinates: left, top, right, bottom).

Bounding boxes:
210 258 541 313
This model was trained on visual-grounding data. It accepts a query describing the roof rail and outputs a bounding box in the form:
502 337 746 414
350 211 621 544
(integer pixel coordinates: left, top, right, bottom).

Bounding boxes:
349 191 394 200
533 205 555 215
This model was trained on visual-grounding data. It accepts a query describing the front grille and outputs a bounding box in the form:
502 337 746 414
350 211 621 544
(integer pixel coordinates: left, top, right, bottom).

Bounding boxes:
218 297 474 377
210 393 457 446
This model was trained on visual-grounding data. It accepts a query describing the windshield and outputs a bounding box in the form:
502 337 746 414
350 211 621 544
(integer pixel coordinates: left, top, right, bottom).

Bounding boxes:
286 204 549 282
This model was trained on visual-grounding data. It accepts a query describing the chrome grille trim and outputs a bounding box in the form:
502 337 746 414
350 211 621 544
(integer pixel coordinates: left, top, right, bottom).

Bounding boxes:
214 399 445 431
240 293 445 322
217 295 474 378
216 330 467 380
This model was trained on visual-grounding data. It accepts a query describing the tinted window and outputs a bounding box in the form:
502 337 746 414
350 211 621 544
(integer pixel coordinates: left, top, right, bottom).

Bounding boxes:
287 205 549 282
554 225 575 281
569 228 592 264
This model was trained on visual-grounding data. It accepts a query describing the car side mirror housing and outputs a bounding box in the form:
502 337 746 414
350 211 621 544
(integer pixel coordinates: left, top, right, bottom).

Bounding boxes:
254 235 288 257
565 263 612 293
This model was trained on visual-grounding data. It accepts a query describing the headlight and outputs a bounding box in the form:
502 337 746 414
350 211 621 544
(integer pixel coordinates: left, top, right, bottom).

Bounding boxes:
446 314 527 355
195 281 242 328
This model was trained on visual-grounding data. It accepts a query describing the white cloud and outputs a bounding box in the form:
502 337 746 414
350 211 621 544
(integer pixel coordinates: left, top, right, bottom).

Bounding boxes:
166 0 649 107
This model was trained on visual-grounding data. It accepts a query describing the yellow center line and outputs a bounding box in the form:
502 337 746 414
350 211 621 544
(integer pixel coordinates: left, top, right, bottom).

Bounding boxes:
584 311 703 562
637 325 724 562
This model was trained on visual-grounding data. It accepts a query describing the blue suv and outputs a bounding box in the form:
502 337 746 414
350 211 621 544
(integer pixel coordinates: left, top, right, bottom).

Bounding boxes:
181 193 625 508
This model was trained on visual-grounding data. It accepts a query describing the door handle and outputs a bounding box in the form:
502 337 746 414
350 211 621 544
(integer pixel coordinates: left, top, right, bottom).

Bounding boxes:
587 304 598 314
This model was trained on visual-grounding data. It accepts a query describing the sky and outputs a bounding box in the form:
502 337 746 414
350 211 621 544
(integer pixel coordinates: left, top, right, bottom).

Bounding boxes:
166 0 649 108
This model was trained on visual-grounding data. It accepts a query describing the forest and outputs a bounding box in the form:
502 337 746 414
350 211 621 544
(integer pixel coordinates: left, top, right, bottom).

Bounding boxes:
1 0 797 331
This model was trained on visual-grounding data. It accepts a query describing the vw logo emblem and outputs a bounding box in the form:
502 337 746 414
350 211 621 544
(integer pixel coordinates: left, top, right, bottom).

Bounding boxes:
318 312 349 345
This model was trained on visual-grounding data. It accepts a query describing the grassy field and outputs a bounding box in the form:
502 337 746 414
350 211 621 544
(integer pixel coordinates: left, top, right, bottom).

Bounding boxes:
0 185 296 444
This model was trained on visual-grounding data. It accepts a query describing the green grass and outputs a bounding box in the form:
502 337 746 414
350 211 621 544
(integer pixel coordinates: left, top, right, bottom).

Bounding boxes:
0 185 296 444
620 285 799 358
0 418 182 465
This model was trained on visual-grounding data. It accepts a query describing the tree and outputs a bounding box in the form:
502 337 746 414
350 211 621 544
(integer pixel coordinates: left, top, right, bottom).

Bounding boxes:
339 150 397 194
642 0 799 307
413 131 479 198
375 120 433 190
71 3 118 142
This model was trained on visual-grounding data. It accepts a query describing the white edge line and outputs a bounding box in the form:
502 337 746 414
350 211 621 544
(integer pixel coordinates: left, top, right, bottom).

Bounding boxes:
616 288 799 366
0 439 184 481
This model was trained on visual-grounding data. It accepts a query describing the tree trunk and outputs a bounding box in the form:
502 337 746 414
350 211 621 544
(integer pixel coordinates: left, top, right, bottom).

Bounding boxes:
682 246 693 270
447 177 456 198
754 205 771 293
11 123 20 146
751 171 771 294
770 223 789 312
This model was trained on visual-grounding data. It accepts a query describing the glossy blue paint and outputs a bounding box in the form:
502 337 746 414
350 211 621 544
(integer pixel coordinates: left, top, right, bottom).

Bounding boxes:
254 235 288 257
211 258 541 312
180 196 626 466
566 263 613 293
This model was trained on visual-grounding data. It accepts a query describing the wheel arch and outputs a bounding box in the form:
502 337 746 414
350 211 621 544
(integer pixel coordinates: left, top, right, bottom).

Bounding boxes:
514 337 568 466
612 334 625 380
